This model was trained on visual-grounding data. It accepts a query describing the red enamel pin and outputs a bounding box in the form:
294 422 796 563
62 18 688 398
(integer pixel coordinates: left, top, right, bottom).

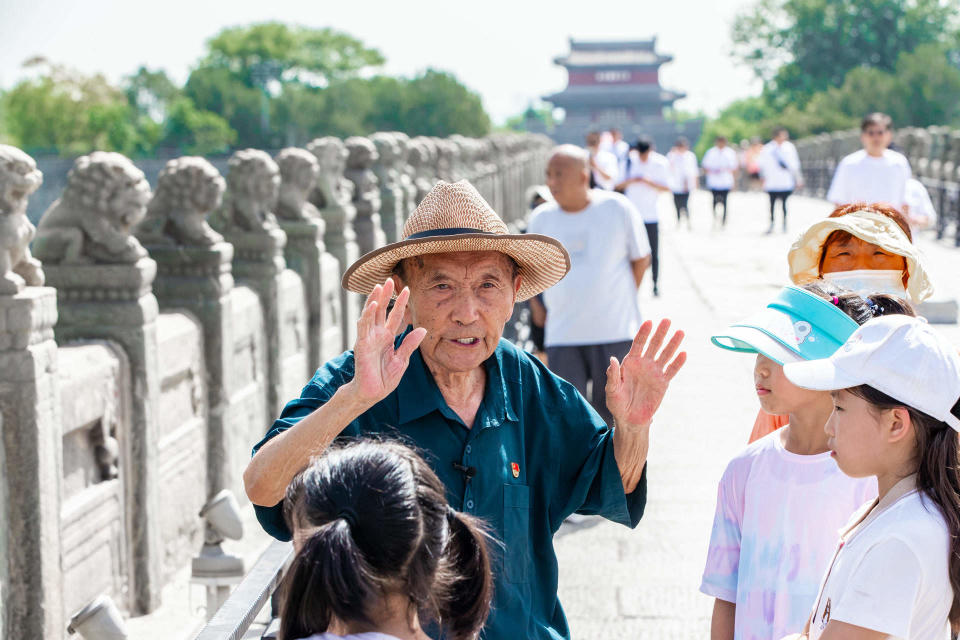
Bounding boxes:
511 462 520 478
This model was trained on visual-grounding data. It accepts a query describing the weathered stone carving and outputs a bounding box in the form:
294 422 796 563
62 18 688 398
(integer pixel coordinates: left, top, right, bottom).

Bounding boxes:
389 132 419 223
0 144 44 294
137 156 225 247
306 136 360 350
370 132 404 243
210 149 281 234
275 147 321 221
306 137 356 239
33 151 151 265
345 136 385 255
410 137 438 204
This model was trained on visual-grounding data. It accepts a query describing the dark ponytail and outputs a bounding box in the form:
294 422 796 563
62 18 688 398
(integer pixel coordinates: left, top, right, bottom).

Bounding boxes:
278 440 494 640
849 385 960 630
278 520 377 640
436 508 494 640
801 280 915 325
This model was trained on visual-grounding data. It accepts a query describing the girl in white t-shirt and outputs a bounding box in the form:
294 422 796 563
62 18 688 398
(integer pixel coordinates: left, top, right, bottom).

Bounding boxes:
703 283 913 640
279 440 493 640
783 315 960 640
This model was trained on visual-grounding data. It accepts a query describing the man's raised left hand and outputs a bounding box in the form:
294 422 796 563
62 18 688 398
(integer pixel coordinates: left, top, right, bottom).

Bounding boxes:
605 319 686 430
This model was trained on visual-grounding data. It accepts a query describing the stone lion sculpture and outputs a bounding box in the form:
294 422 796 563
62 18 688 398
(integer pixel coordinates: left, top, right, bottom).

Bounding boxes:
0 144 45 293
275 147 320 221
33 151 151 265
210 149 281 234
344 136 380 218
137 156 225 247
306 137 354 218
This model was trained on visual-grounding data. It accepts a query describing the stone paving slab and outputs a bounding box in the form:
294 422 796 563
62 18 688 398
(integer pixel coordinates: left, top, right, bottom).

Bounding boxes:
555 190 959 638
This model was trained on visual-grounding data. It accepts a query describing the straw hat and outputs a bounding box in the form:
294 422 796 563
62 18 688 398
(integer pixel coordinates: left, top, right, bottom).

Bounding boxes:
341 180 570 301
787 209 934 303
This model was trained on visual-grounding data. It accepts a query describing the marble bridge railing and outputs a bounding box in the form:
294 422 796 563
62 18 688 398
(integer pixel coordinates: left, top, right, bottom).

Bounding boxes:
0 132 552 640
794 126 960 245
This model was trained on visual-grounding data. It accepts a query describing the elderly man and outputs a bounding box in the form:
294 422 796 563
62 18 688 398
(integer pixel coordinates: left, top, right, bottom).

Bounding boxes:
244 180 686 640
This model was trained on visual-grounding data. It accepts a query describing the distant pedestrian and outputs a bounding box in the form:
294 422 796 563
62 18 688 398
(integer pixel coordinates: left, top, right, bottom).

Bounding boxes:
617 136 670 296
585 131 620 191
667 137 698 228
904 177 937 231
529 144 652 423
759 127 801 234
702 136 739 227
783 315 960 639
279 440 493 640
826 113 911 212
703 283 912 640
742 137 764 190
608 128 631 176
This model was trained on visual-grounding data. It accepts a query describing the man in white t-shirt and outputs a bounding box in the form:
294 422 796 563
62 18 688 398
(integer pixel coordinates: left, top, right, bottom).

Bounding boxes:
702 136 739 228
826 112 912 211
667 137 699 229
528 145 651 423
617 136 670 296
585 131 620 191
608 128 631 176
759 126 802 234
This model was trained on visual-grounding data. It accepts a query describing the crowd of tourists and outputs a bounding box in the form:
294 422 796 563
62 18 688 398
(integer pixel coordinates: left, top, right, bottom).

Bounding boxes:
242 111 960 640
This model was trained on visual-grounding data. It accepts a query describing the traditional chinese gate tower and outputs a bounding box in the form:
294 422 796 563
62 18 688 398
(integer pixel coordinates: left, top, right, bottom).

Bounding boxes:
543 38 701 152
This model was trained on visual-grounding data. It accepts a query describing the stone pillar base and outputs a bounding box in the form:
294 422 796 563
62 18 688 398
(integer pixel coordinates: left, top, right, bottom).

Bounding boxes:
0 287 63 640
45 258 162 615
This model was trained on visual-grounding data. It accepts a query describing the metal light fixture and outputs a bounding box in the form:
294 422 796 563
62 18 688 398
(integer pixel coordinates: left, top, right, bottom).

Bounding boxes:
67 595 128 640
191 489 245 620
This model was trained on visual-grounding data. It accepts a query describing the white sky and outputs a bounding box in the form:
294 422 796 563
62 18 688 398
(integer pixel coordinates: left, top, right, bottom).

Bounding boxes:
0 0 762 124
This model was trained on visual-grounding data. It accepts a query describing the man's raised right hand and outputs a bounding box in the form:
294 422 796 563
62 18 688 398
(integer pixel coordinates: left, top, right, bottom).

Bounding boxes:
348 277 427 407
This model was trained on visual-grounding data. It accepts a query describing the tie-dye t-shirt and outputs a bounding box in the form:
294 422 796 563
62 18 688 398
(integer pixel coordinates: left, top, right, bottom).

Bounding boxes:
699 430 876 640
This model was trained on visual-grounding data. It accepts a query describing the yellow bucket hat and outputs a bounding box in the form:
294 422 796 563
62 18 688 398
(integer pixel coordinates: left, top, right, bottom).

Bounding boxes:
787 209 934 303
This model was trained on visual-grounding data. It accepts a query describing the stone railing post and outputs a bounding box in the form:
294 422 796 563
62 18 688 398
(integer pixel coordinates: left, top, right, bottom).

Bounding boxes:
370 133 405 243
275 147 343 366
0 145 63 639
135 156 244 499
210 149 307 417
391 132 420 221
345 137 385 257
307 137 360 350
32 151 163 614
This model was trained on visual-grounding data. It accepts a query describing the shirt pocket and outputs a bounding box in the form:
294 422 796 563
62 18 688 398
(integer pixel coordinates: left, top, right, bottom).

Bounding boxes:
503 483 531 584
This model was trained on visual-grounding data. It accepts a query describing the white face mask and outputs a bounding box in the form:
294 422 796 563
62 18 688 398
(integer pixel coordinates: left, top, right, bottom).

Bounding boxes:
822 269 907 298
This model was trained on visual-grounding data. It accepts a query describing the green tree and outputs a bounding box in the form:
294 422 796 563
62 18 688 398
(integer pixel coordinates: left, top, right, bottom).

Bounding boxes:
733 0 958 106
188 22 386 147
1 59 146 156
161 97 236 155
396 69 490 137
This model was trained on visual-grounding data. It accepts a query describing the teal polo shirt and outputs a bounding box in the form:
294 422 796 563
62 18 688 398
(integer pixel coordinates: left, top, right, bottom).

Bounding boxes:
252 336 647 640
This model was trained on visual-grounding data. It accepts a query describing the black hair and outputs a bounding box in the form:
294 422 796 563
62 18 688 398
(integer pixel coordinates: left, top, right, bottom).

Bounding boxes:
633 136 654 154
861 112 893 132
674 136 689 148
846 386 960 630
801 280 915 325
279 440 493 640
771 126 788 137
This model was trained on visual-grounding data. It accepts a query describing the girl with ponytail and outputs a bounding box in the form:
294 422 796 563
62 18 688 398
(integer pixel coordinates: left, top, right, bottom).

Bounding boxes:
278 440 493 640
781 315 960 639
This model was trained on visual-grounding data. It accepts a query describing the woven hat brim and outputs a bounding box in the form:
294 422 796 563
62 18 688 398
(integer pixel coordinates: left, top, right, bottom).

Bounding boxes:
342 233 571 302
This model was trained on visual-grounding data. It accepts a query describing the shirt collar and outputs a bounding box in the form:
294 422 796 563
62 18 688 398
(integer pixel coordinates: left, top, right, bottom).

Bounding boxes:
395 337 518 428
841 473 918 541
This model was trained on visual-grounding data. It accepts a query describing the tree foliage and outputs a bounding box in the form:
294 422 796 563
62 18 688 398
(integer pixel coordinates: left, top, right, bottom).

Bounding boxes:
0 23 492 157
733 0 957 107
699 0 960 151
